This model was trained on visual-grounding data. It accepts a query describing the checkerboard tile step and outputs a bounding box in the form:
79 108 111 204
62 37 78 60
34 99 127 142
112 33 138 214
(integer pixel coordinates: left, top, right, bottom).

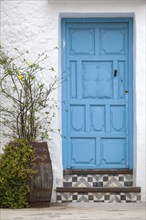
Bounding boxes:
57 170 141 203
63 170 133 188
56 187 141 203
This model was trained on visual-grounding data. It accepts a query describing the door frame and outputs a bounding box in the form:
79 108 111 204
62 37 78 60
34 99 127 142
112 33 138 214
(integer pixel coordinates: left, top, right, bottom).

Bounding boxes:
61 17 133 169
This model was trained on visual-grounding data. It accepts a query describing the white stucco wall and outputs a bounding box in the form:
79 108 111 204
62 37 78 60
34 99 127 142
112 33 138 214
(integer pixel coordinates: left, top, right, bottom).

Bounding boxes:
1 0 146 202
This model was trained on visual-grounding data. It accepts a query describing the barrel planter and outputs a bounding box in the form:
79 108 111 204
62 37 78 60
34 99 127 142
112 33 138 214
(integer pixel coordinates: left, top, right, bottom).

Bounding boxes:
27 142 53 207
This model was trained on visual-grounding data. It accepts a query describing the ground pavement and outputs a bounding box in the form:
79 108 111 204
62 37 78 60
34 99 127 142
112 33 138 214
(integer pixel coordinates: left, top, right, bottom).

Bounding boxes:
1 203 146 220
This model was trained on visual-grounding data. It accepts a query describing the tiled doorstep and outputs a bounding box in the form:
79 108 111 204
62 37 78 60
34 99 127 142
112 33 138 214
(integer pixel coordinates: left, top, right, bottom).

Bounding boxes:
63 169 133 188
56 187 141 203
63 174 133 187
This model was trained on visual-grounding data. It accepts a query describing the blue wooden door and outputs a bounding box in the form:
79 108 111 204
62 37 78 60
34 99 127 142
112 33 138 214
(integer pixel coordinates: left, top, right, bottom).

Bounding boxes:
62 18 133 169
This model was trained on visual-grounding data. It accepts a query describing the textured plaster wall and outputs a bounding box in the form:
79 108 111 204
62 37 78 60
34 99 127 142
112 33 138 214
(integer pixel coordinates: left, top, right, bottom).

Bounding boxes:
1 0 146 202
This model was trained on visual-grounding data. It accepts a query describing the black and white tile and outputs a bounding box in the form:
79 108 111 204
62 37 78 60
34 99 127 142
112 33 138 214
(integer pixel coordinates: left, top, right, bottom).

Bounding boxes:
57 192 141 203
57 172 141 203
63 174 133 188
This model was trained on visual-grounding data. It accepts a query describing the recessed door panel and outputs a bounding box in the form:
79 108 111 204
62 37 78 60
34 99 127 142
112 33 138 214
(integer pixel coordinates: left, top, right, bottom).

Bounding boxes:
100 138 126 166
82 62 113 99
71 105 85 132
99 28 126 55
71 138 96 165
110 105 126 132
69 28 95 55
90 106 105 132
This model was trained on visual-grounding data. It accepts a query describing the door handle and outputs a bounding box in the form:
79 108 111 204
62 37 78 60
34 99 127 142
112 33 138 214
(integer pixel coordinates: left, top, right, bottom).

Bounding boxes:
114 69 117 77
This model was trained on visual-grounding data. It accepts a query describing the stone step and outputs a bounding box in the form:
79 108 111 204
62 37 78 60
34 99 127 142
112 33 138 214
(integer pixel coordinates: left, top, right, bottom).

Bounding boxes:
56 187 141 203
57 187 140 193
64 169 133 175
63 169 133 188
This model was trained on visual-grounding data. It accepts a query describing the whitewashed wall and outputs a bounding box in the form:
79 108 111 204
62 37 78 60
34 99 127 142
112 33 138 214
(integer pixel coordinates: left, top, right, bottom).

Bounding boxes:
1 0 146 202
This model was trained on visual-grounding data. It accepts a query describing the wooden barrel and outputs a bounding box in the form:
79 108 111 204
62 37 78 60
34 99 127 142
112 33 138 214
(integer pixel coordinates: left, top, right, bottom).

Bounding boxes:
27 142 53 207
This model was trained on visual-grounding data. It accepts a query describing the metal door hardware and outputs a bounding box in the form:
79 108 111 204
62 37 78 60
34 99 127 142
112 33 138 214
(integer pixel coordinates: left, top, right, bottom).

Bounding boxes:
114 69 117 77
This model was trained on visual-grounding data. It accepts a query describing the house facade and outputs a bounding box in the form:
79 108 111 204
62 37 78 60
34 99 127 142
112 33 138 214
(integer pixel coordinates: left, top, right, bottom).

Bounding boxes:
1 0 146 202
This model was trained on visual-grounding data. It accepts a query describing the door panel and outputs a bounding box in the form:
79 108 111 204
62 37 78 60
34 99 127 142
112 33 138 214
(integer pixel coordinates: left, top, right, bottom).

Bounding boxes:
71 138 96 165
83 61 113 98
99 28 126 55
62 18 133 169
69 28 95 55
100 138 126 165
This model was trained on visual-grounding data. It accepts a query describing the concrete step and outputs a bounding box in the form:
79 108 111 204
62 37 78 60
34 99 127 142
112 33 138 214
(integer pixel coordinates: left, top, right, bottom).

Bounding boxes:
56 187 141 203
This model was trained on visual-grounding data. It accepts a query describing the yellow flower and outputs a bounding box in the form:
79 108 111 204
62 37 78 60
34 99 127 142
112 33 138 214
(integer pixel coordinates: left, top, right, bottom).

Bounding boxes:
18 75 23 80
17 69 21 74
26 62 30 67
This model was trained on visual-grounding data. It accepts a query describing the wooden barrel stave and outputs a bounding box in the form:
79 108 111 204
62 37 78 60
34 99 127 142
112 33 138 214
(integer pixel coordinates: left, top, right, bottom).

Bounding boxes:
27 142 53 207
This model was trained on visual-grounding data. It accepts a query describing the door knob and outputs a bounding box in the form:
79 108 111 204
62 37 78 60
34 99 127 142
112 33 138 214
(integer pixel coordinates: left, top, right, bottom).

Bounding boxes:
114 69 118 77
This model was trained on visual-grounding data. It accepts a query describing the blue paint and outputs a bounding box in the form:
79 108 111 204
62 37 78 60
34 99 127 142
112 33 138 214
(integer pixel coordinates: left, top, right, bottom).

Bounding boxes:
62 18 133 169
